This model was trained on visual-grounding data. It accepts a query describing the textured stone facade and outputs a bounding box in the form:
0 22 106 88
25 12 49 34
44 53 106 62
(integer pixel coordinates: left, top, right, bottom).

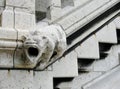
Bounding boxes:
0 0 120 89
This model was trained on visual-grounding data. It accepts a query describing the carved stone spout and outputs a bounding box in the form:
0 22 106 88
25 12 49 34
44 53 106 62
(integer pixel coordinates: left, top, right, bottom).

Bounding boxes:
23 25 67 69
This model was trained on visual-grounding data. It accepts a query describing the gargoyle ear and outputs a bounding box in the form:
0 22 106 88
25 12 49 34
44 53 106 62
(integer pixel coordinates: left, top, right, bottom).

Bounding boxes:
22 35 35 43
21 35 27 42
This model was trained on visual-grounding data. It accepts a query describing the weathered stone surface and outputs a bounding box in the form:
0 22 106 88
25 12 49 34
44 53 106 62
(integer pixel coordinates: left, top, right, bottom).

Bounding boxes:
57 7 85 30
71 72 102 89
15 9 35 30
6 0 35 13
61 0 74 8
113 16 120 29
0 50 14 68
93 45 120 72
0 0 120 89
0 28 17 40
96 22 117 43
51 0 62 7
47 6 62 20
36 0 50 12
82 0 110 16
75 35 99 59
34 71 53 89
0 70 33 89
83 66 120 89
2 7 14 28
52 51 78 77
14 49 32 68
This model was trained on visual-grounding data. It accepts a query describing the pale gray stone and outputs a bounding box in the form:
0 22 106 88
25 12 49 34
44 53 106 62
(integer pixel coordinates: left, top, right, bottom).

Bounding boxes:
113 16 120 29
0 50 14 68
2 7 14 28
36 0 50 12
71 72 102 89
34 71 53 89
75 35 99 59
15 9 35 30
83 66 120 89
52 51 78 77
82 0 110 16
93 45 120 72
96 22 117 43
6 0 35 13
0 70 33 89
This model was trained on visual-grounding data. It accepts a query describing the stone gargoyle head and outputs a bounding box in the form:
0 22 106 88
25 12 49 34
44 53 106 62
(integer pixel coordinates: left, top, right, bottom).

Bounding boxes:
22 25 67 69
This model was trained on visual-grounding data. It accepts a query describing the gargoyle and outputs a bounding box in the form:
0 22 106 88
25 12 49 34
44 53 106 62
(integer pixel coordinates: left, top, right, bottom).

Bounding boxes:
23 25 67 69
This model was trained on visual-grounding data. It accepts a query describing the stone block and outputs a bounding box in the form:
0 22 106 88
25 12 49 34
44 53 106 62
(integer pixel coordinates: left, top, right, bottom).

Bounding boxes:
47 6 62 20
58 8 85 30
0 49 14 68
113 16 120 29
75 35 99 59
93 59 110 72
14 49 25 68
61 0 74 8
65 18 87 36
51 0 62 7
93 45 120 72
15 9 35 30
95 22 117 43
0 70 33 89
0 28 17 41
34 71 53 89
52 51 78 77
14 49 35 68
74 0 90 7
71 72 102 89
82 0 110 16
6 0 35 13
82 0 98 16
83 66 120 89
96 0 110 8
36 0 50 12
2 7 14 28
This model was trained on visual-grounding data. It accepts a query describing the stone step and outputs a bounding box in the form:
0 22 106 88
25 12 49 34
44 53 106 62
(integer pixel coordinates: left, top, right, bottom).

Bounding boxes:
52 51 78 77
82 66 120 89
34 71 53 89
75 35 99 59
56 72 102 89
95 22 117 44
56 44 120 89
78 44 120 72
75 35 99 71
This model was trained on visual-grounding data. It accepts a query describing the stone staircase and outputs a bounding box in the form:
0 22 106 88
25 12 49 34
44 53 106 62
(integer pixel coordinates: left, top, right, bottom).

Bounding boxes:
0 0 120 89
54 17 120 89
35 16 120 89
